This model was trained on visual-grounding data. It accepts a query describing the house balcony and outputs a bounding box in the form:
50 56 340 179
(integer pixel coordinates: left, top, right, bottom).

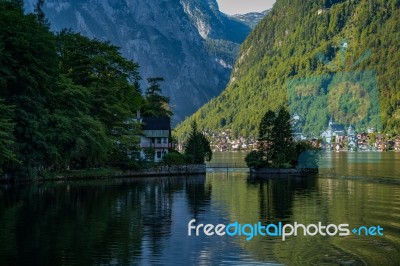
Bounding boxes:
140 143 173 149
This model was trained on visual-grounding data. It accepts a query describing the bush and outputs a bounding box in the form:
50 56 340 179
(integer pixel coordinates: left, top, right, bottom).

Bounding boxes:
279 162 293 169
162 151 186 165
245 150 267 168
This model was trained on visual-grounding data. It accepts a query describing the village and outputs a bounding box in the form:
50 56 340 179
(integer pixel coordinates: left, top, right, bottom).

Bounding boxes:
202 118 400 153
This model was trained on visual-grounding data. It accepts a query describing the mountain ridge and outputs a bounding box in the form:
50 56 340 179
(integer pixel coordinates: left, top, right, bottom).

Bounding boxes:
232 10 270 28
23 0 267 123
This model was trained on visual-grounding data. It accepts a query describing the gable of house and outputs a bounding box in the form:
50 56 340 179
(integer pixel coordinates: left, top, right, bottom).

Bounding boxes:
140 117 172 162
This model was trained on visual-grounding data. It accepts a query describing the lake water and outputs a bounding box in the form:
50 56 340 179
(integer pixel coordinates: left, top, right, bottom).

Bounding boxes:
0 152 399 265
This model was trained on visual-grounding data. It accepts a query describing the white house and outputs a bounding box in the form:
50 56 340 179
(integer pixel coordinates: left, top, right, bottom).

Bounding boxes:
140 117 172 162
347 125 357 151
321 117 345 144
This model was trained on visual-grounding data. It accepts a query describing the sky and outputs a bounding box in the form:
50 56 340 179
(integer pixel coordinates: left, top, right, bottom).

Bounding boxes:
216 0 276 15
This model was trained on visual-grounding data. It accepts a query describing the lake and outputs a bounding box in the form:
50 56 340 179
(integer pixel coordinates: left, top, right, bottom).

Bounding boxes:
0 152 399 265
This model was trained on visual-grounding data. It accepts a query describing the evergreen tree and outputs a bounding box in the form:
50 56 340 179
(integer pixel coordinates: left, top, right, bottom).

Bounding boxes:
185 121 212 164
270 107 295 165
1 0 23 10
245 107 295 168
258 110 276 163
142 77 173 117
34 0 49 27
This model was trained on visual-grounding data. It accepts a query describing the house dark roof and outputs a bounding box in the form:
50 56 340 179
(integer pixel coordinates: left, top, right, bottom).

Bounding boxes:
142 117 171 131
331 124 345 132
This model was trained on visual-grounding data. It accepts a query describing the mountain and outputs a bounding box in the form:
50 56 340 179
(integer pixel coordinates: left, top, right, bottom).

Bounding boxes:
23 0 263 123
176 0 400 139
233 10 270 28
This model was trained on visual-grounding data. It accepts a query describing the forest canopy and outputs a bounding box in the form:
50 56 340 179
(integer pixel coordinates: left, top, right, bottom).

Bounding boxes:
0 1 170 177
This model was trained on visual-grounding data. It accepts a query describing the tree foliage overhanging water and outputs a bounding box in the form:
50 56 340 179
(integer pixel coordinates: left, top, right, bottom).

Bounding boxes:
0 1 172 178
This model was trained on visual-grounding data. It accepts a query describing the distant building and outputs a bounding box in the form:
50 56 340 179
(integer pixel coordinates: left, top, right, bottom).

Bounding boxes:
321 117 345 144
395 136 400 151
140 117 172 162
317 8 329 15
347 125 357 151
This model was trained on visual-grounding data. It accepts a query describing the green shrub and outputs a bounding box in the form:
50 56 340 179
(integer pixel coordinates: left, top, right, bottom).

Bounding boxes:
162 151 186 165
279 163 293 169
245 150 267 168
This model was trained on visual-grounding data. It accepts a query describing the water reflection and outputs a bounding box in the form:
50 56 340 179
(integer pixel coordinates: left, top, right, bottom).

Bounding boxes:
185 176 212 218
0 152 399 265
247 175 318 221
206 171 400 265
0 176 214 265
319 151 400 181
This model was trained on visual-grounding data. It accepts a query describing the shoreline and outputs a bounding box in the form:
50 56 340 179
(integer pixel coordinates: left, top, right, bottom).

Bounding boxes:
250 167 318 176
0 164 206 183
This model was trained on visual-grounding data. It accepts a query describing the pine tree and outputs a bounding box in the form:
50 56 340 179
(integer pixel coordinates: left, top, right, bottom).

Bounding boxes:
34 0 49 27
185 121 212 164
142 77 173 117
258 110 276 163
246 107 296 168
270 107 295 165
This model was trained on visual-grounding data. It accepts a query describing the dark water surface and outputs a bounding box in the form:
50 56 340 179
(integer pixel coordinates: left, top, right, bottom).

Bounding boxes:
0 152 399 265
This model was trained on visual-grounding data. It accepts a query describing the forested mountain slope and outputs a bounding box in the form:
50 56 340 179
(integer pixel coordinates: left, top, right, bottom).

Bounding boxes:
176 0 400 139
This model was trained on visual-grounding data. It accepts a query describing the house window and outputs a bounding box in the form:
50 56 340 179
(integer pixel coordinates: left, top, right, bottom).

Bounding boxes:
162 138 168 144
156 151 162 159
157 138 161 144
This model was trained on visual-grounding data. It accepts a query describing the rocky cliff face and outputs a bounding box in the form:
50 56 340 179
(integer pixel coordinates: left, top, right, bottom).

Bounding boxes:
24 0 264 123
233 10 270 28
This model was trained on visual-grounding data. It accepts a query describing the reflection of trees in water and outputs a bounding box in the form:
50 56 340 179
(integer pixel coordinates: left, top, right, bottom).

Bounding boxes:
247 175 318 222
185 175 212 219
0 176 209 265
140 178 184 256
